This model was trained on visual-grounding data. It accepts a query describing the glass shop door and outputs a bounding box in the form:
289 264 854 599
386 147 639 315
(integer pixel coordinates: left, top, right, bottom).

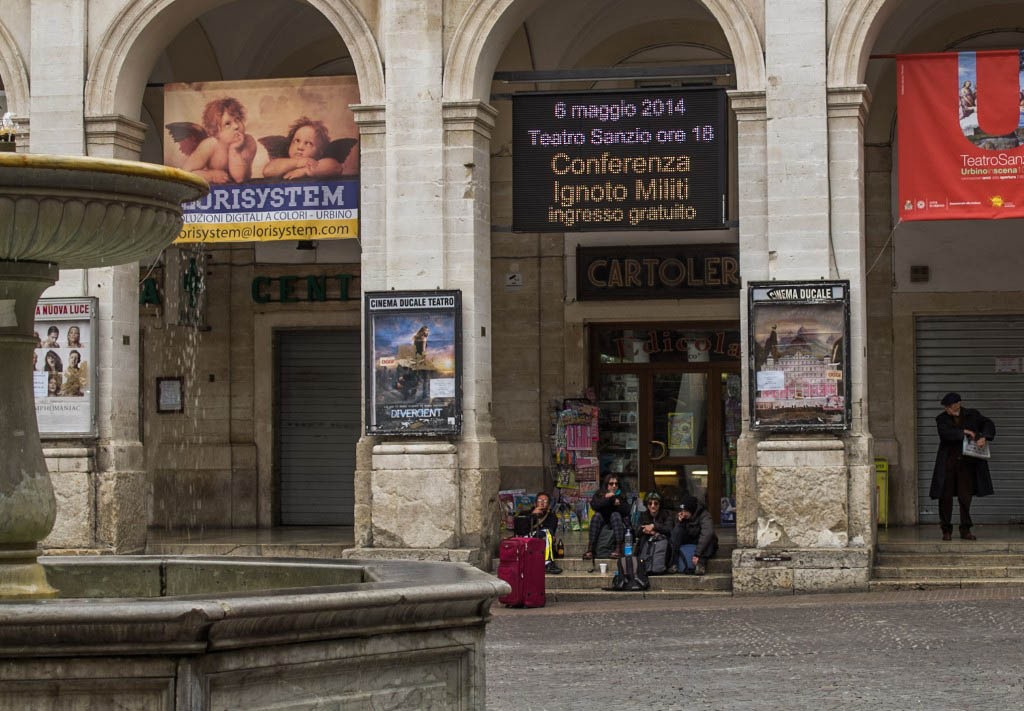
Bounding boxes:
592 324 741 527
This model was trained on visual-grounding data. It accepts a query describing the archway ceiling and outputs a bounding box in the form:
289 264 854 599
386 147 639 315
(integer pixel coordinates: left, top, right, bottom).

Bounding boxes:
864 1 1024 144
148 0 351 84
859 1 1024 279
519 0 723 70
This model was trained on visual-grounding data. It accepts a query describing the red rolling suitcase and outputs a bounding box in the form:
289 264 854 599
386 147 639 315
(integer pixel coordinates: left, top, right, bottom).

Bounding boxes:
497 537 546 608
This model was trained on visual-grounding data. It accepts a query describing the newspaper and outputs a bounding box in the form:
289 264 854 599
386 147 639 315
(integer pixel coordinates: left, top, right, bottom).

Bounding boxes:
962 435 991 460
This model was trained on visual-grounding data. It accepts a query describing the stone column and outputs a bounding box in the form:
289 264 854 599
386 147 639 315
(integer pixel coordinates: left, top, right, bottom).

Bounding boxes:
39 115 151 553
350 103 386 545
728 90 768 550
344 2 499 567
27 0 137 553
730 3 872 594
443 100 500 563
828 86 875 551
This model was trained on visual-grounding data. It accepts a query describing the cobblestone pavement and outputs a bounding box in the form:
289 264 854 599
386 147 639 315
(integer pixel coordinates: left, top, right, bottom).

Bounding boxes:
486 587 1024 711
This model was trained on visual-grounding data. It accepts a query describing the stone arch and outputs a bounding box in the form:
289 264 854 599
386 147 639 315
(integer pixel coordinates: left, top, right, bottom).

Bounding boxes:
827 0 892 88
444 0 766 102
0 17 29 116
85 0 385 120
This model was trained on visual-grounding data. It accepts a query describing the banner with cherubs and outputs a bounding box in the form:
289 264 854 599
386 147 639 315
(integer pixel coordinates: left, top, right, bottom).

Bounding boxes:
164 76 360 243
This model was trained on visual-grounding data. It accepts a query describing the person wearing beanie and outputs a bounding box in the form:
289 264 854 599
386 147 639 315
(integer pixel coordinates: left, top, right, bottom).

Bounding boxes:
930 392 996 541
671 495 718 575
633 491 674 570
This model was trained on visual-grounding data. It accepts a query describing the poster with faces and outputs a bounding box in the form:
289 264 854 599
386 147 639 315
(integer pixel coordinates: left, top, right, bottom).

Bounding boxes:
33 298 97 437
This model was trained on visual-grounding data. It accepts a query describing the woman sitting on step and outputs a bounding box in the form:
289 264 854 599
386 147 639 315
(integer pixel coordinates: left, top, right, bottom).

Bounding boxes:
583 475 631 560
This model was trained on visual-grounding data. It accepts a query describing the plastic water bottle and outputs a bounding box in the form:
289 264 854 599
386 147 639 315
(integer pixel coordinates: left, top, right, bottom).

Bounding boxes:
623 529 633 556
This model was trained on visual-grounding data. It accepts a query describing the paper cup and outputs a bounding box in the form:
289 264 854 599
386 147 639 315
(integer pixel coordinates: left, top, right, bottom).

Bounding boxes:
599 562 608 574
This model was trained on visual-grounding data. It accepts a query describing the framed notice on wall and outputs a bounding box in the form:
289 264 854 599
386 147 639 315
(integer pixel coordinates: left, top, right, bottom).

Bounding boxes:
748 282 850 432
513 88 728 232
364 290 462 436
33 298 98 437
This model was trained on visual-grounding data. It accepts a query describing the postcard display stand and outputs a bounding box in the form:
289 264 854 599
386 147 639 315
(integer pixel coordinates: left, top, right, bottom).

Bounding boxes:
550 399 600 531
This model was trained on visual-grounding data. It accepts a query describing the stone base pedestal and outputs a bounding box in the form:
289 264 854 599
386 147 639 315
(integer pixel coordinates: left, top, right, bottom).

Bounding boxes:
341 547 481 565
42 445 148 554
732 547 871 595
732 435 875 594
348 440 499 570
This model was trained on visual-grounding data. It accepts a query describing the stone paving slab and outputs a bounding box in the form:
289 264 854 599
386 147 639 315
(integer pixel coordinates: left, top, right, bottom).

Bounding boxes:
487 585 1024 710
545 589 732 603
545 572 731 591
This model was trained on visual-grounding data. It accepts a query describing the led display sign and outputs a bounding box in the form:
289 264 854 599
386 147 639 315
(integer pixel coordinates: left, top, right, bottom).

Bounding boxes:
513 88 728 232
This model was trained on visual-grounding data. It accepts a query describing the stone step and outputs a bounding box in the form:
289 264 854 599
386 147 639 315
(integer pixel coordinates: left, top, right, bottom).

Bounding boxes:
544 590 733 603
560 542 738 557
538 557 732 574
872 565 1024 580
876 541 1024 554
868 578 1024 592
544 572 731 591
491 558 731 576
875 553 1024 567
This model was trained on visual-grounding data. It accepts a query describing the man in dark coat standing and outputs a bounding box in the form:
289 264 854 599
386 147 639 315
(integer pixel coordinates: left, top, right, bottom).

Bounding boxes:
930 393 996 541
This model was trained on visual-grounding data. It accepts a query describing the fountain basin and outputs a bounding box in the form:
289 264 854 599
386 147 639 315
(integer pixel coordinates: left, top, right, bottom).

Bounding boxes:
0 153 206 267
0 556 509 710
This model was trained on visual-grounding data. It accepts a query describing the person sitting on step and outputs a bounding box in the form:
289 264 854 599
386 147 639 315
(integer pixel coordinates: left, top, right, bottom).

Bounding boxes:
530 492 562 575
634 491 675 573
583 475 630 560
671 495 718 575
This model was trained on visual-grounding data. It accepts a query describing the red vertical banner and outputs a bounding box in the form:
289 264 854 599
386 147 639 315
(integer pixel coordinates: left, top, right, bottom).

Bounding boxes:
898 50 1024 221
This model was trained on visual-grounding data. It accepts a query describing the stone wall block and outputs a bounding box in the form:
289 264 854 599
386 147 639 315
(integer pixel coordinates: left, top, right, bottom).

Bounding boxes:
756 465 848 548
151 470 232 529
96 470 148 553
43 471 95 549
371 469 459 549
731 564 794 596
848 463 875 547
459 466 500 562
793 567 869 593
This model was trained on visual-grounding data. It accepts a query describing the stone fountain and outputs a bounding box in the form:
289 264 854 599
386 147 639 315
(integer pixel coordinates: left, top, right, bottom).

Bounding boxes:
0 154 507 710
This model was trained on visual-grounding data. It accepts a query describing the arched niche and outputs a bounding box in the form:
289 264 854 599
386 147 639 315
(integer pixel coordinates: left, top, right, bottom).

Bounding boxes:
0 18 29 117
444 0 766 102
85 0 384 121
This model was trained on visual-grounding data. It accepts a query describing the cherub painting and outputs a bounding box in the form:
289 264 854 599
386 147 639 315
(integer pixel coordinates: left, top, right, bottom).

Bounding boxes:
166 97 258 184
260 117 357 180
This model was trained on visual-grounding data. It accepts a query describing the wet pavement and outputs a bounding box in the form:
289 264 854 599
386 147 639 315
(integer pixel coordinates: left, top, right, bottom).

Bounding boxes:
486 586 1024 710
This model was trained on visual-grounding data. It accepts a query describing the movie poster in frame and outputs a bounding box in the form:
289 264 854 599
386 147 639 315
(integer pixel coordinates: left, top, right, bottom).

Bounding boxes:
748 281 851 432
365 290 462 436
33 298 98 437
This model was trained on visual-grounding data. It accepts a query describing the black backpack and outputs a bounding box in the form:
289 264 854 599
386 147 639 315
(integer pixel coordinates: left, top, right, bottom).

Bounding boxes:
637 535 672 575
611 555 650 592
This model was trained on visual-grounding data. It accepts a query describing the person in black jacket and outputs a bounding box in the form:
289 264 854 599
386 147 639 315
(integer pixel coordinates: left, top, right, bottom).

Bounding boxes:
671 496 718 575
583 475 631 559
634 491 675 572
529 492 561 574
930 393 996 541
634 492 673 548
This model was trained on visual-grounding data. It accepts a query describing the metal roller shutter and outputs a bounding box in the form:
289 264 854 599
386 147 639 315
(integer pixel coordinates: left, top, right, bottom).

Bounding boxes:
277 329 360 525
916 315 1024 524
